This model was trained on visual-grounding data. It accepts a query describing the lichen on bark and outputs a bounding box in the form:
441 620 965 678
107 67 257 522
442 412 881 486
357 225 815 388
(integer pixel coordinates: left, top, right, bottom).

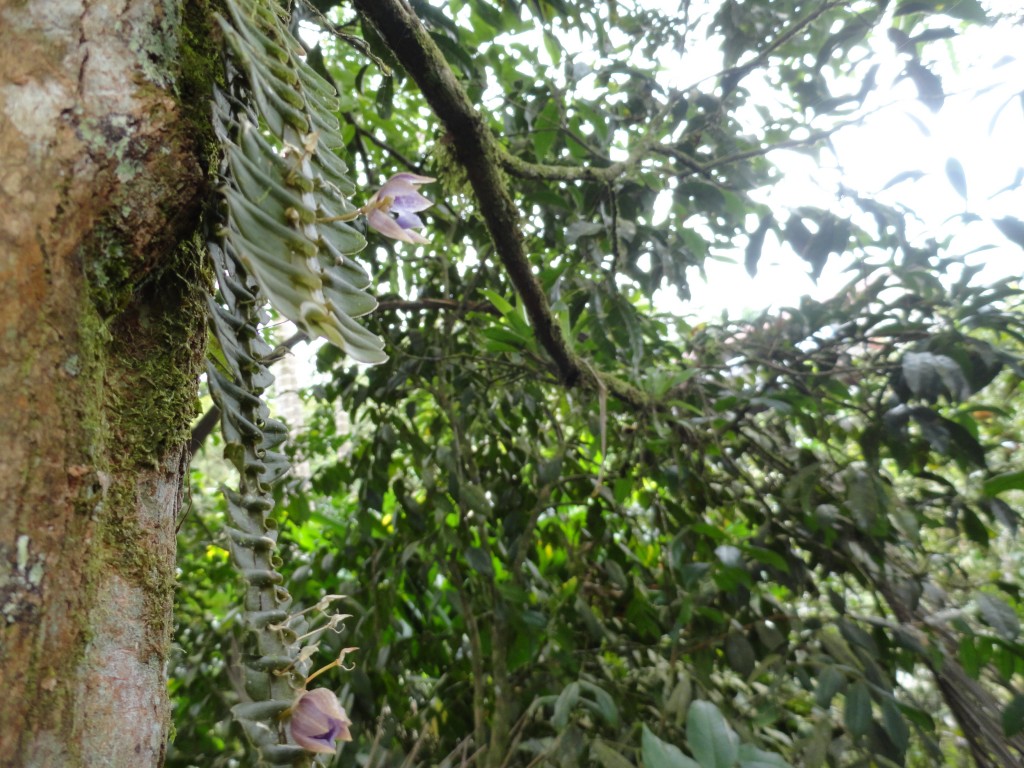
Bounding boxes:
0 0 216 764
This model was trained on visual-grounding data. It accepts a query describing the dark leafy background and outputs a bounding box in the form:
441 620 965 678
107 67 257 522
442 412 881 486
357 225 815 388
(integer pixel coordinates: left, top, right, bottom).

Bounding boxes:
172 1 1024 766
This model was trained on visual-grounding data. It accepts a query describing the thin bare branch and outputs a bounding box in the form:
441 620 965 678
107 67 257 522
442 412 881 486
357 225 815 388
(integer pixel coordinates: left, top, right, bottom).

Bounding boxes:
377 298 500 315
719 0 851 94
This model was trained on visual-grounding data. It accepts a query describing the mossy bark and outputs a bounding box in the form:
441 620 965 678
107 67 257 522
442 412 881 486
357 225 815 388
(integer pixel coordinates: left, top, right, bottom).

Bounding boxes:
0 1 212 765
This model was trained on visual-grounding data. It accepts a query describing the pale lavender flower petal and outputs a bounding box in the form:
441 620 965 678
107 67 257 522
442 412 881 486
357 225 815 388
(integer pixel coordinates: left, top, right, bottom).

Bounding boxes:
366 173 435 244
367 208 418 244
394 211 424 230
401 227 430 244
391 190 433 213
290 688 352 754
374 180 432 213
386 172 436 185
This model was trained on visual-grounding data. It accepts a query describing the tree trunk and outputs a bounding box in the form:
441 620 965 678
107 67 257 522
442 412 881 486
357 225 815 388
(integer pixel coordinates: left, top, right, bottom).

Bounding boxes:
0 1 210 765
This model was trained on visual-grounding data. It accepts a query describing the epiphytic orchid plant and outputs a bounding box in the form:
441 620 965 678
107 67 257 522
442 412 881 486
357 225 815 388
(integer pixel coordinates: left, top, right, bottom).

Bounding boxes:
210 3 430 763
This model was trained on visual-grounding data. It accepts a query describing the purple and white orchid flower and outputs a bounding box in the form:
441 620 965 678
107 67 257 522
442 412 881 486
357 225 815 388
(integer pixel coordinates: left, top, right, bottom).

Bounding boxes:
365 172 435 244
290 688 353 754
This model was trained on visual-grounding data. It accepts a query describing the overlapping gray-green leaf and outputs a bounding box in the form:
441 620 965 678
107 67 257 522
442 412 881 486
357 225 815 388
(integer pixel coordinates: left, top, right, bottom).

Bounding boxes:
205 234 310 766
201 0 379 764
216 0 385 364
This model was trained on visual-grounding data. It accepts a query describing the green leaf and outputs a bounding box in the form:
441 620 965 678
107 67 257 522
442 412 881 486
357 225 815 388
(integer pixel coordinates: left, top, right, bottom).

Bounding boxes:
567 220 605 243
882 170 925 190
687 700 739 768
579 680 620 728
961 506 991 546
911 27 958 44
724 632 756 677
815 666 845 708
471 0 503 31
902 352 970 402
803 718 831 768
543 30 562 66
844 682 872 737
552 681 579 730
895 0 986 21
1003 694 1024 737
994 216 1024 248
430 31 477 76
532 97 560 160
959 635 981 678
665 674 693 723
894 2 932 16
945 157 967 199
464 546 494 578
736 744 792 768
479 289 516 316
643 725 701 768
375 74 395 119
904 408 986 468
976 592 1020 640
591 739 635 768
881 699 910 753
984 471 1024 497
744 213 774 277
845 469 890 534
985 497 1020 534
938 0 988 21
904 59 944 112
460 482 490 514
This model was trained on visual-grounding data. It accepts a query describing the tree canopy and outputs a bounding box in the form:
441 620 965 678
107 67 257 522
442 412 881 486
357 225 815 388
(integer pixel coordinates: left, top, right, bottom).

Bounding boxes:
172 1 1024 767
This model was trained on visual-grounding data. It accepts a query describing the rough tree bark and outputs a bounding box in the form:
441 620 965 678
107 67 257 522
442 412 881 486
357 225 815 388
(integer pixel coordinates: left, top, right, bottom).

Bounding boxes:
0 1 211 765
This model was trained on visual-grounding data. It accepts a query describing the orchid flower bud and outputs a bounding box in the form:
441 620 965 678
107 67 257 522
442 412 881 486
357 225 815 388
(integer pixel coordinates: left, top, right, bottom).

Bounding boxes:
365 172 435 244
290 688 352 754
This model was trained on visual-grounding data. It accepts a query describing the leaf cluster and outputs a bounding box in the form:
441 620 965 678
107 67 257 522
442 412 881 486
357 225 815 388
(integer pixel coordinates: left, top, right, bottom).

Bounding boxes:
172 1 1024 766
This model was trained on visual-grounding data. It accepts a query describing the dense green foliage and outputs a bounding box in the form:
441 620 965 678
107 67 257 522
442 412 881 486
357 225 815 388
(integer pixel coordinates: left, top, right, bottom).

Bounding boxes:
173 1 1024 766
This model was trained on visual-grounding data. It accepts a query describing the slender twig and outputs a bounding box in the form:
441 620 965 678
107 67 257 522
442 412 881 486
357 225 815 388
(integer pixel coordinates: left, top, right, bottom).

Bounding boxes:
497 705 542 768
295 0 392 74
503 111 867 185
342 112 430 177
377 298 500 315
449 563 488 755
718 0 850 95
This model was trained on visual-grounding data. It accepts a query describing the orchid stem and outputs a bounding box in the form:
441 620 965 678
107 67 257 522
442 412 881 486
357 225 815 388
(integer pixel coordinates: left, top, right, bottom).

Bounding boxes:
318 197 392 224
305 659 340 686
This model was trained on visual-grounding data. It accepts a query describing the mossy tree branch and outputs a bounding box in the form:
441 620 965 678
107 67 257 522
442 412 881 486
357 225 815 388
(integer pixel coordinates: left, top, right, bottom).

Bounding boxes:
352 0 665 413
353 0 588 387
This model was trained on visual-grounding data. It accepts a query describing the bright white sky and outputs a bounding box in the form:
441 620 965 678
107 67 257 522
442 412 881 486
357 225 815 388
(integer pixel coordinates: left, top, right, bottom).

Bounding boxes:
676 7 1024 318
483 0 1023 318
